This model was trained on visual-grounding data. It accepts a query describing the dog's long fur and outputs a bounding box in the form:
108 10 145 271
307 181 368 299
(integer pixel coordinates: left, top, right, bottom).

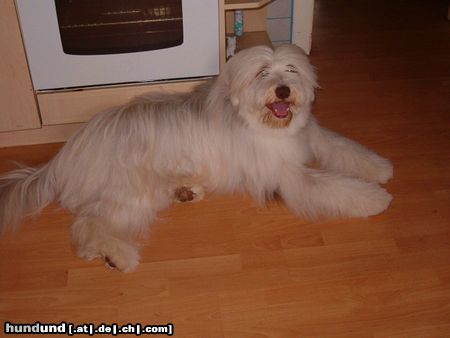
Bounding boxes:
0 45 393 271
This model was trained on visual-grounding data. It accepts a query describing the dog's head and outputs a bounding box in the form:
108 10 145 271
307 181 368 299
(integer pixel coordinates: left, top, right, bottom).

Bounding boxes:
221 44 318 132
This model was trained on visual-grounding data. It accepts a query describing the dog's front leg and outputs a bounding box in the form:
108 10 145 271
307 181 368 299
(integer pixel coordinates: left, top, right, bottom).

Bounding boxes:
278 167 392 219
306 120 393 184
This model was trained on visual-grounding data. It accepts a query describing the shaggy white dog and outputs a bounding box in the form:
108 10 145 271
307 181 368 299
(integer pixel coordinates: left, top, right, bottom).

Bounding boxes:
0 45 393 271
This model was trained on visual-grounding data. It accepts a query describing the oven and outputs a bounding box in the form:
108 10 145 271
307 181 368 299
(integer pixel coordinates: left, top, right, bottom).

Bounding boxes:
15 0 219 90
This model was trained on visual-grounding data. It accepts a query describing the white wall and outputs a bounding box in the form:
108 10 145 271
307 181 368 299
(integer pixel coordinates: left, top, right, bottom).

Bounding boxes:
292 0 314 54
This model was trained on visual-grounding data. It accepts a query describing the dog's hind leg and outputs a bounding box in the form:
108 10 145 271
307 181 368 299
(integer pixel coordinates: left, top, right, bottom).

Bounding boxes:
71 216 140 272
306 120 393 184
69 196 160 272
173 184 205 203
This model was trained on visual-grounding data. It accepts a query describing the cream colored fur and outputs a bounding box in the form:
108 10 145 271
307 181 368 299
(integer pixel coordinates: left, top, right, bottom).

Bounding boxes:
0 45 393 271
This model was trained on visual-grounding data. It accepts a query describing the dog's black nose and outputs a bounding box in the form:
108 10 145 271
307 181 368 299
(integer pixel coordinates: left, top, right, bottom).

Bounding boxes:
275 85 291 100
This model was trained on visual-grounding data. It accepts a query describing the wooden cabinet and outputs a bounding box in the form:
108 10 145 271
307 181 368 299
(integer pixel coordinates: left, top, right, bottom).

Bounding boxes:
224 0 314 54
37 81 205 126
223 0 273 53
0 0 275 147
0 0 40 133
224 0 273 10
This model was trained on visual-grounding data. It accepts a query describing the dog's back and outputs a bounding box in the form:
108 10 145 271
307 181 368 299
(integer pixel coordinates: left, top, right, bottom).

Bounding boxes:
0 80 220 233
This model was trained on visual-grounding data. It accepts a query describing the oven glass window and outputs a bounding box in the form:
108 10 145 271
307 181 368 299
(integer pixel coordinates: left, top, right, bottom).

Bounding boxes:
55 0 183 55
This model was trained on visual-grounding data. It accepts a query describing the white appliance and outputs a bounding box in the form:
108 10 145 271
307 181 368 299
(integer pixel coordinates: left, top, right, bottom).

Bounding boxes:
15 0 219 90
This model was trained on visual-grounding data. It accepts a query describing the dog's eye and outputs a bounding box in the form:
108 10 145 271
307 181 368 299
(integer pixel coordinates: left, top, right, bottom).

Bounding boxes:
286 65 298 74
256 67 270 79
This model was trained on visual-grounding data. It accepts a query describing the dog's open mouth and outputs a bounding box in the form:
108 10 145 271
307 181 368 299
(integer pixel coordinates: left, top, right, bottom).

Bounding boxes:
266 101 291 119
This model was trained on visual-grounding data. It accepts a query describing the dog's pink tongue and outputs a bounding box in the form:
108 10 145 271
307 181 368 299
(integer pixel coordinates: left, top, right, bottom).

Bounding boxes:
272 102 290 118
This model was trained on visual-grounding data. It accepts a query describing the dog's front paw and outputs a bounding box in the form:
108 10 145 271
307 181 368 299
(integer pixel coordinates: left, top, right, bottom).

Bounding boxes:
370 156 393 184
348 181 392 217
355 154 393 184
362 186 392 216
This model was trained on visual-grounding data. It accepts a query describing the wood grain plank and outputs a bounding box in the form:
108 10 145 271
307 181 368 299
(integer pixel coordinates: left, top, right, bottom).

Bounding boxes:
1 1 449 337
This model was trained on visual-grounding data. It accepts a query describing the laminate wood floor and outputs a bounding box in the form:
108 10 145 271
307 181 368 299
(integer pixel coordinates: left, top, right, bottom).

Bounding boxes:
1 0 449 336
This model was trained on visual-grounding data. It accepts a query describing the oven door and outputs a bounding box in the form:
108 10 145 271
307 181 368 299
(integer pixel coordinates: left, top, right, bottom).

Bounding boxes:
15 0 219 90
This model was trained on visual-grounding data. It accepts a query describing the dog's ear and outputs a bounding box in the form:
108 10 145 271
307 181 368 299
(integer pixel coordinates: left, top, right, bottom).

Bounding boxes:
220 46 274 107
214 66 236 107
216 52 242 107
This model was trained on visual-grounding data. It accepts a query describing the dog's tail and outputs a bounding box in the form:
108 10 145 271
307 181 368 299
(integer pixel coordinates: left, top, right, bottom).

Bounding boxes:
0 163 56 233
